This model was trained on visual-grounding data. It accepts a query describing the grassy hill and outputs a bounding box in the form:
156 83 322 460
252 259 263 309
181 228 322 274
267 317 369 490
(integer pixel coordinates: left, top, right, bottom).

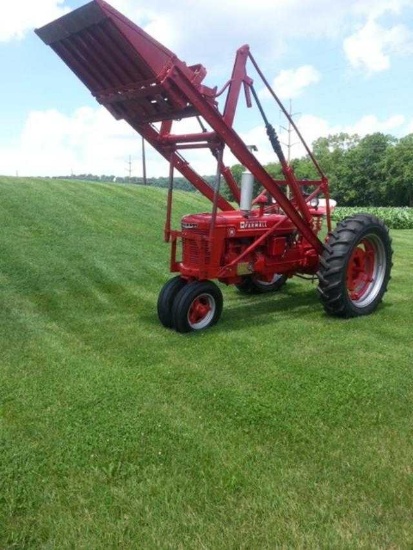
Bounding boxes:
1 177 413 548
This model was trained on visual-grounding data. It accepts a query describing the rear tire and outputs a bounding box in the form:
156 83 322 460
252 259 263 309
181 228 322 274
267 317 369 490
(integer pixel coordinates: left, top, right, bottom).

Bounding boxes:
236 273 287 294
157 276 187 328
317 214 392 317
172 280 223 333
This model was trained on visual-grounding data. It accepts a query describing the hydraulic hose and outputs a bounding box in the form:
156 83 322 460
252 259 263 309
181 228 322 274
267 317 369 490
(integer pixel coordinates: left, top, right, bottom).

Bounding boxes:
249 85 287 167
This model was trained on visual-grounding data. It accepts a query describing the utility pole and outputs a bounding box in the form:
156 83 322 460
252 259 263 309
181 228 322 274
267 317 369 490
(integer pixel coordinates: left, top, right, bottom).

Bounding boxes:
281 99 300 164
141 136 147 185
126 155 132 182
281 99 299 198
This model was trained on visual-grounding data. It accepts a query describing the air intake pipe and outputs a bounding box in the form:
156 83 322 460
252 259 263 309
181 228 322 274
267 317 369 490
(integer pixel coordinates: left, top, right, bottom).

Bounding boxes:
240 145 258 214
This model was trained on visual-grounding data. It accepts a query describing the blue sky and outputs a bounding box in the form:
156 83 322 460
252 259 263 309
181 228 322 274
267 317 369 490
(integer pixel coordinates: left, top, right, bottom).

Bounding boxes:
1 0 413 178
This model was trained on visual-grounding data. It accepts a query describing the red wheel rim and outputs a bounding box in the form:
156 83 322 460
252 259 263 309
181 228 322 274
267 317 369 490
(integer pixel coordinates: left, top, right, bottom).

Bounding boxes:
187 293 215 329
346 238 375 301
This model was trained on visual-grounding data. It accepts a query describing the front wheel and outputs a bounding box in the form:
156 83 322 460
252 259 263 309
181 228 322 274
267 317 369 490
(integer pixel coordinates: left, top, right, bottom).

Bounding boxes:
157 276 187 328
317 214 392 317
172 280 223 333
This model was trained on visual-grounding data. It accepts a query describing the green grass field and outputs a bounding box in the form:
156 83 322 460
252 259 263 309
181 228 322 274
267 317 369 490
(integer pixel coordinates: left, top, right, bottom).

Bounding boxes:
1 177 413 549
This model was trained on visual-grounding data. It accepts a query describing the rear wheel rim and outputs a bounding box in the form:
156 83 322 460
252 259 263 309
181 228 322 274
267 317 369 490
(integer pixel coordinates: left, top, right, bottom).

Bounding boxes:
346 234 386 307
187 293 216 330
254 273 284 287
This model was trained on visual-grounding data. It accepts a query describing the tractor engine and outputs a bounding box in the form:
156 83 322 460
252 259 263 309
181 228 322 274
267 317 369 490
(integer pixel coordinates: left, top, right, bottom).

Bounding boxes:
176 208 320 284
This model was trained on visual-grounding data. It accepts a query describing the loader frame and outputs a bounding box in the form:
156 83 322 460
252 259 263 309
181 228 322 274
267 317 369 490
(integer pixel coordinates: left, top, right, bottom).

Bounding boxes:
35 0 331 259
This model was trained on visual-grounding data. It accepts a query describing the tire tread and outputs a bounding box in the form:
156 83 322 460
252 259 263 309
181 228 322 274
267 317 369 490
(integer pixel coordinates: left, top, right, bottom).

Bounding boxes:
317 213 392 317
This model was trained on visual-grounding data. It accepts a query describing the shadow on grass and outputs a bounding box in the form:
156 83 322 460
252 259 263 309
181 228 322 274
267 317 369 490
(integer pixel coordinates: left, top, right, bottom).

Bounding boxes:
220 284 393 333
221 284 321 332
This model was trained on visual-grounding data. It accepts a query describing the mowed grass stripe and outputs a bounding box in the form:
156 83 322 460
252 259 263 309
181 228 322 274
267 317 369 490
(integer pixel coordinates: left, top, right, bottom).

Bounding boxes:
1 177 412 548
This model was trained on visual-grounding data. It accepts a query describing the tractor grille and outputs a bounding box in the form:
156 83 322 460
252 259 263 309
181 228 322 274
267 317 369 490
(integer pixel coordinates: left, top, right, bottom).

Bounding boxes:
182 231 210 267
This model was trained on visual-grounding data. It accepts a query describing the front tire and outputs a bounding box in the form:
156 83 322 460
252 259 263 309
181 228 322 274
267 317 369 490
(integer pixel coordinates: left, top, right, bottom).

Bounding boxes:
157 276 187 328
317 214 392 317
172 280 223 333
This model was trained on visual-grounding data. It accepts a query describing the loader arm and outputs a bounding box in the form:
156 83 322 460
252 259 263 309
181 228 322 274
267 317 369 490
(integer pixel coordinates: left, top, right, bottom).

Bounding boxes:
35 0 324 252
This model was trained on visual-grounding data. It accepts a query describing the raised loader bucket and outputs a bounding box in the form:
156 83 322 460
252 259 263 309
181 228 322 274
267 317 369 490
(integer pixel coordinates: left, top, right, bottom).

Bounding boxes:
35 0 207 123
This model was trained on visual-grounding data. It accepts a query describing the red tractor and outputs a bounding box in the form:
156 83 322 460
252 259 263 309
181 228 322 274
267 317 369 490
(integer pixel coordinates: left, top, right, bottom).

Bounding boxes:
36 0 392 332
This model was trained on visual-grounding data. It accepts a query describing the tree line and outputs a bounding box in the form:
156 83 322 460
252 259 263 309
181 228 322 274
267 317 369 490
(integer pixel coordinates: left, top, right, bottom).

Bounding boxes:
56 173 202 192
227 132 413 207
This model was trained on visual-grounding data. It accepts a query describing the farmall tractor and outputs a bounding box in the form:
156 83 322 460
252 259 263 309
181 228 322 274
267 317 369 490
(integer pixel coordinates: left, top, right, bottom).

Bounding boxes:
36 0 393 332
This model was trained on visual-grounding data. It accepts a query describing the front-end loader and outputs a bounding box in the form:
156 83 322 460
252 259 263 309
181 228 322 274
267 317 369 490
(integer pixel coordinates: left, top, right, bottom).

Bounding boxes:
36 0 392 332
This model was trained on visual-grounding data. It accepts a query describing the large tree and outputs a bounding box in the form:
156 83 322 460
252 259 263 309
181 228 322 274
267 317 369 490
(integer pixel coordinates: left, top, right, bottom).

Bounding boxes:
383 134 413 206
